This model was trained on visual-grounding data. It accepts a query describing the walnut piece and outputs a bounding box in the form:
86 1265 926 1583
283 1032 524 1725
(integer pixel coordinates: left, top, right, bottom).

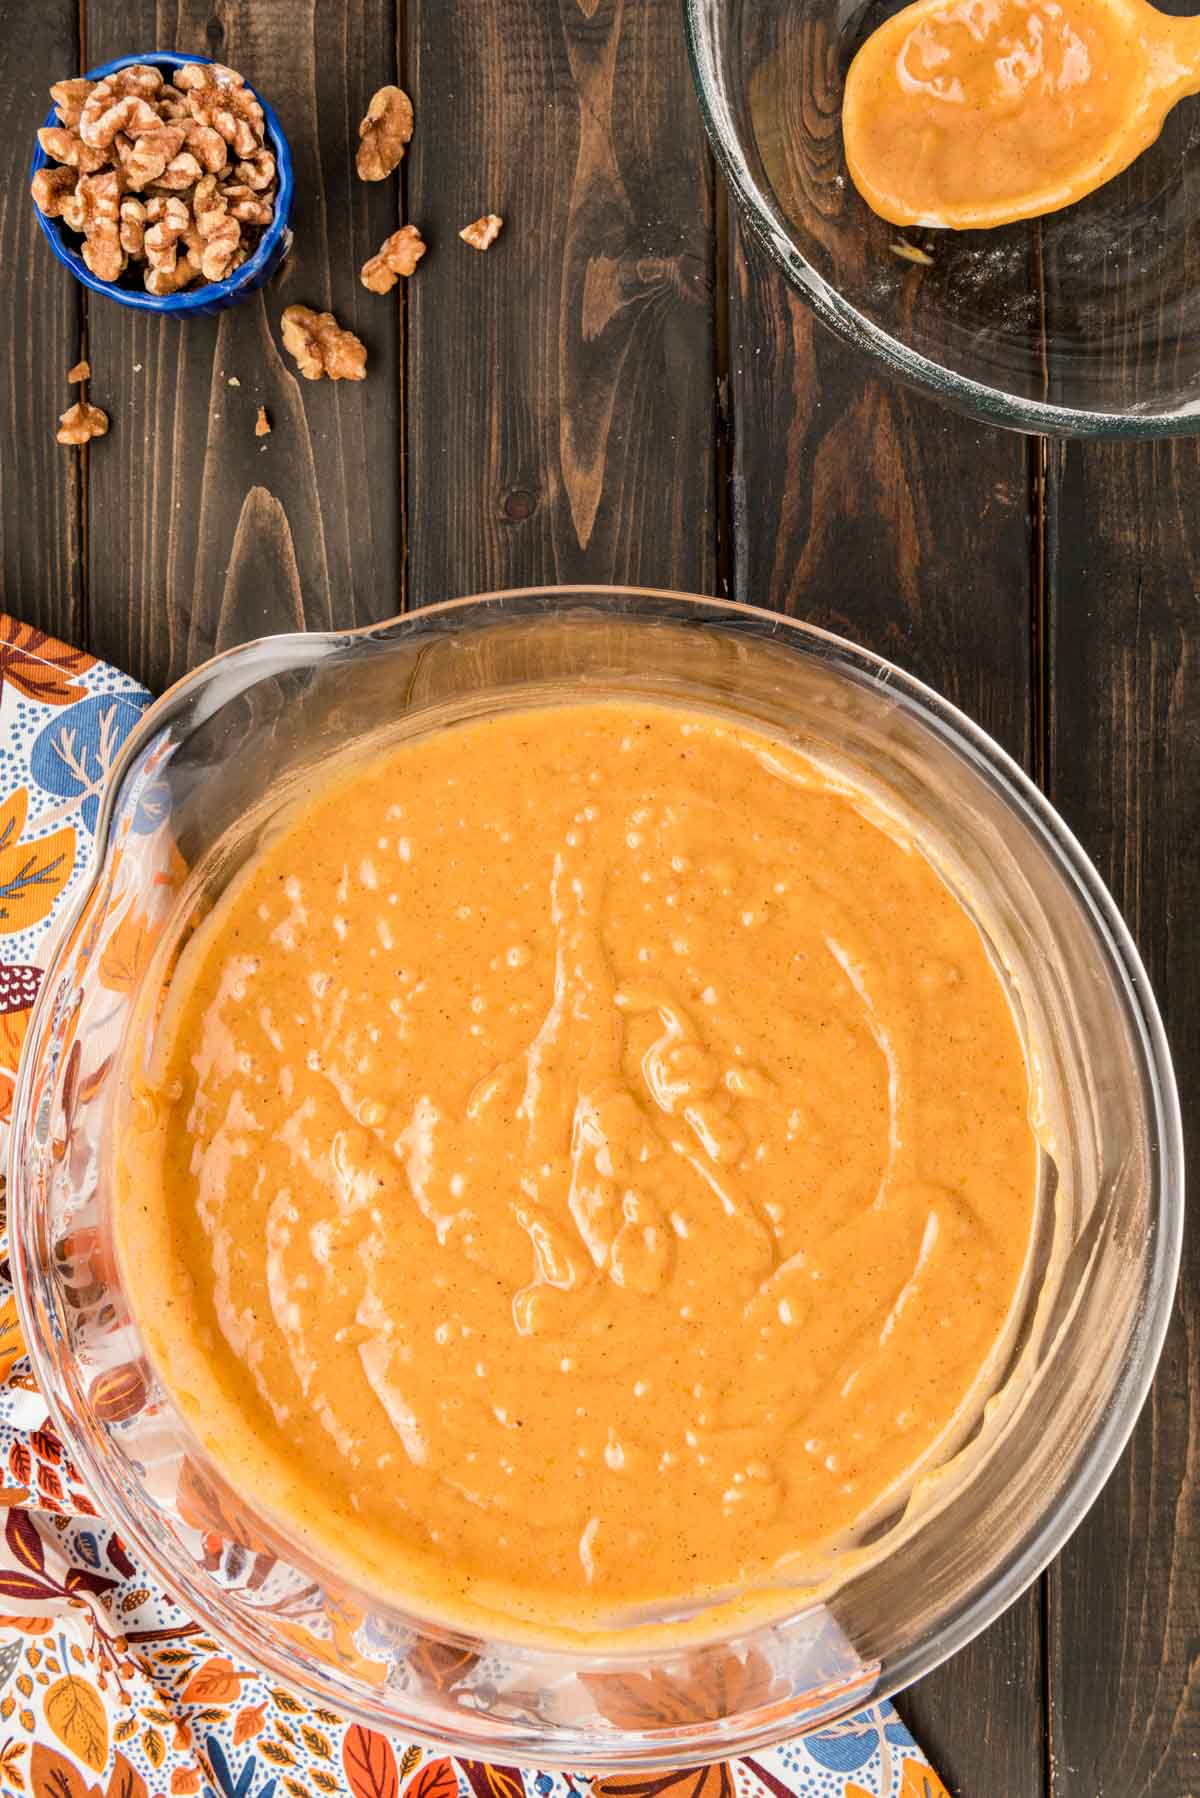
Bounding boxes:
191 174 242 281
222 182 274 225
156 87 188 123
361 225 425 293
31 166 77 218
255 405 271 437
121 122 187 190
83 228 125 283
192 172 224 228
153 151 204 191
60 172 94 233
80 68 163 147
58 351 107 445
86 92 162 149
460 213 503 251
60 169 125 281
119 197 147 257
145 260 199 296
176 63 265 159
36 126 107 173
235 149 275 191
281 305 367 382
50 79 94 129
57 398 109 445
144 194 191 276
182 118 229 173
144 193 190 227
174 62 239 93
356 85 413 181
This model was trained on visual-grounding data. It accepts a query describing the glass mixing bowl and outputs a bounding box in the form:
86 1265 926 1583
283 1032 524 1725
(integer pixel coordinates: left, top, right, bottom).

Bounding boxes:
8 590 1182 1766
685 0 1200 434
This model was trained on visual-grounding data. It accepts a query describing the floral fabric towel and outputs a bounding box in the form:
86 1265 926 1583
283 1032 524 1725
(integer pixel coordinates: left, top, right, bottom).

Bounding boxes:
0 618 950 1798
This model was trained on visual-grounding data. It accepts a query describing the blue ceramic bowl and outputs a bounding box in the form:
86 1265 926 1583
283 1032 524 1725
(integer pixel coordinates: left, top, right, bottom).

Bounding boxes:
30 50 293 317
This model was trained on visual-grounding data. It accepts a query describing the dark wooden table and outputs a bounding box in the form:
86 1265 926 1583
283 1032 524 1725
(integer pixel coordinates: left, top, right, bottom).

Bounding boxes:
2 2 1196 1792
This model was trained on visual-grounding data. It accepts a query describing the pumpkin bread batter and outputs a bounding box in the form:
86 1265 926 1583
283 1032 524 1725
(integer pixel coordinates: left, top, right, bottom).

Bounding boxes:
116 703 1038 1639
842 0 1196 229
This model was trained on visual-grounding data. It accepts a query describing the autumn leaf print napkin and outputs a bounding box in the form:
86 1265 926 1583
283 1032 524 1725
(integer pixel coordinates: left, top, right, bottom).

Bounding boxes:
0 617 950 1798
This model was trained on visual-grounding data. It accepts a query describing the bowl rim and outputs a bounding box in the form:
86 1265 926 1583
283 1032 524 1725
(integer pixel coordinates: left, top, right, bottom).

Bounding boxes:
8 585 1185 1754
681 0 1200 439
30 49 294 314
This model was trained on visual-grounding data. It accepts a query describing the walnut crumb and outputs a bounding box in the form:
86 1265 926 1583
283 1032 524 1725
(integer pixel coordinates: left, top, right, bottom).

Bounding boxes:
280 305 367 382
255 405 271 436
67 359 91 384
460 214 503 252
227 375 241 387
57 398 108 446
361 225 425 293
356 85 413 181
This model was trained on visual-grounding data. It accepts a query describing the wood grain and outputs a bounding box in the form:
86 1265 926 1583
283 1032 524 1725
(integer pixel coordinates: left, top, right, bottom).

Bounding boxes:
404 0 717 601
1044 436 1200 1798
727 224 1046 1798
83 0 404 692
0 0 85 645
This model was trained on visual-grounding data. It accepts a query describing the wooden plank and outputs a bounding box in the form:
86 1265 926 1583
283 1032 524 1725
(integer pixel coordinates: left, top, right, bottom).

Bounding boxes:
404 0 717 601
727 225 1046 1798
1044 436 1200 1798
83 0 403 692
0 0 85 645
728 230 1036 765
1040 62 1200 1792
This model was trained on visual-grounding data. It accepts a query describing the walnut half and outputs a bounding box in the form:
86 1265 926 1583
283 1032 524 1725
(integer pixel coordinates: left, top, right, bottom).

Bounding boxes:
361 225 425 293
356 85 413 181
280 306 367 382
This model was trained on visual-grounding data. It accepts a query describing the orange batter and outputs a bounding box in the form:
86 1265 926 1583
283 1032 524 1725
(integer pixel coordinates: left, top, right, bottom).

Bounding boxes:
843 0 1198 229
115 703 1037 1640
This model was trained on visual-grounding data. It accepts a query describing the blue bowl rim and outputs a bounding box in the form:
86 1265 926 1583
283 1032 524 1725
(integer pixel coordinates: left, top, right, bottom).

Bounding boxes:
30 49 294 315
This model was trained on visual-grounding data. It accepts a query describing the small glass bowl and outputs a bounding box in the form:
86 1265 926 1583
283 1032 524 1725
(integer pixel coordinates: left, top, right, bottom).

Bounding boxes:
30 50 294 317
685 0 1200 435
8 591 1183 1765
